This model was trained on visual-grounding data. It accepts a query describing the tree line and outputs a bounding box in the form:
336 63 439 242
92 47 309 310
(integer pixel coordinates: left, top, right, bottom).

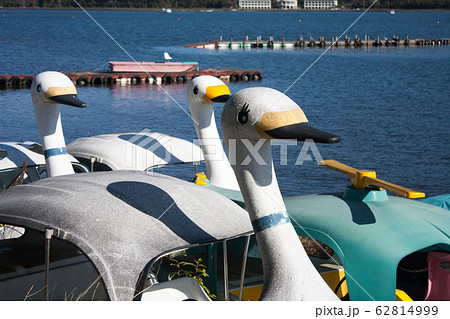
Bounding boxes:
2 0 235 8
0 0 448 9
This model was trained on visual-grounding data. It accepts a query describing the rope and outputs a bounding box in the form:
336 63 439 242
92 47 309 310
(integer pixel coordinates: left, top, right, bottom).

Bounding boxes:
92 62 110 72
398 266 428 273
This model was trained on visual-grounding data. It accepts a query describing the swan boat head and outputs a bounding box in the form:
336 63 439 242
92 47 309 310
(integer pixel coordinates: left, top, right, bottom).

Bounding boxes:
222 87 340 143
187 75 231 129
32 71 86 109
31 71 86 177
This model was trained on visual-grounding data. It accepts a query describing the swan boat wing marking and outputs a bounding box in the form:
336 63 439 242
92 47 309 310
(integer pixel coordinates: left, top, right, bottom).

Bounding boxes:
67 133 205 171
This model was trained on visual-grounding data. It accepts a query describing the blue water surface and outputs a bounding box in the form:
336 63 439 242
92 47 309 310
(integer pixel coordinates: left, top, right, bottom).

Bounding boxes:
0 9 449 196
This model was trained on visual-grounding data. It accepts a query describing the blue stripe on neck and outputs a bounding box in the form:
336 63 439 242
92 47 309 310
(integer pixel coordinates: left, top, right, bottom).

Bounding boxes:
44 147 67 159
252 211 291 233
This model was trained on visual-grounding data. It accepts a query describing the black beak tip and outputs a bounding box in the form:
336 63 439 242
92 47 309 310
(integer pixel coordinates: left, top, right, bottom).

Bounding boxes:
49 94 86 108
301 132 341 144
211 95 231 103
324 135 341 144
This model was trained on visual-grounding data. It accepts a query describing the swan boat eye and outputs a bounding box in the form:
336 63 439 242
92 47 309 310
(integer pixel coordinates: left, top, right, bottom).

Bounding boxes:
193 85 199 95
238 103 250 125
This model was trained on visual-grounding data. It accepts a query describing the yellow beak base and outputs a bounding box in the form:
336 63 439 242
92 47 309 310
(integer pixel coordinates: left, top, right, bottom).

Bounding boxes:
204 84 231 103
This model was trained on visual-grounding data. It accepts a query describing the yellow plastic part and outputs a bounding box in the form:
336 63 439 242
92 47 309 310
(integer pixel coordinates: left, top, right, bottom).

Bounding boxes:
321 269 348 298
229 279 409 301
320 159 425 199
395 289 413 301
194 172 207 186
229 285 263 301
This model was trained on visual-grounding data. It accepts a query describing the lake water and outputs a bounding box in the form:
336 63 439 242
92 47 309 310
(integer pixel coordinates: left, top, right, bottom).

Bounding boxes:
0 9 449 197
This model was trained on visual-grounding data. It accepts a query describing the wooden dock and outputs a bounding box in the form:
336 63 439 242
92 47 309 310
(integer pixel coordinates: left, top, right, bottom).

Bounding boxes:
0 68 263 89
185 35 450 49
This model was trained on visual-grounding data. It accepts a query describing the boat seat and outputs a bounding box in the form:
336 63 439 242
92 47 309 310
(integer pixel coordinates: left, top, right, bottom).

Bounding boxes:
425 251 450 301
140 277 211 301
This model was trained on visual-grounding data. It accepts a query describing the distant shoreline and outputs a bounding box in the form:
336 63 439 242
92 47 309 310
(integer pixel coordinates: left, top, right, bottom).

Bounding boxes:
0 7 449 12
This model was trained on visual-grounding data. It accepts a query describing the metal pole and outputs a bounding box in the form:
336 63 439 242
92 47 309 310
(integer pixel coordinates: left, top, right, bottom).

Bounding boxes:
44 228 54 301
90 157 96 172
223 240 229 300
238 235 251 301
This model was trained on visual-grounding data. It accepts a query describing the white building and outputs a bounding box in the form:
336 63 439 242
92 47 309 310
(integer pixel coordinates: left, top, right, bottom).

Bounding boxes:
239 0 271 9
304 0 338 10
277 0 298 9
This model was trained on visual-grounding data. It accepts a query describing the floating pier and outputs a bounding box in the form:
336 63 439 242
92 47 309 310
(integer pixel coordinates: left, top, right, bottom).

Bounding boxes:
0 68 263 89
185 35 450 49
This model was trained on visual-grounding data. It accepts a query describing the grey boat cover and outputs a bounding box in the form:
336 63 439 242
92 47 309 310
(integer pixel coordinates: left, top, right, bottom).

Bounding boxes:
0 170 252 300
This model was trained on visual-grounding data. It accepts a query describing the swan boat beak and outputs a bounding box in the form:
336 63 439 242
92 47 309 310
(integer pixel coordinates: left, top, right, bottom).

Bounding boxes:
255 107 340 144
204 84 231 103
45 86 87 108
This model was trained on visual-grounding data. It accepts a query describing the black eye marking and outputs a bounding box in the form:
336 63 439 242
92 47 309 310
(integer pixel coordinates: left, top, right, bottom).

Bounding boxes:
193 85 199 95
36 83 42 92
238 103 250 125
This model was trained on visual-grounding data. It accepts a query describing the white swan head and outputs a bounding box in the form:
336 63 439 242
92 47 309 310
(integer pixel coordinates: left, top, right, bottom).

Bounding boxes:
187 75 231 106
31 71 86 108
187 76 231 125
222 87 340 143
